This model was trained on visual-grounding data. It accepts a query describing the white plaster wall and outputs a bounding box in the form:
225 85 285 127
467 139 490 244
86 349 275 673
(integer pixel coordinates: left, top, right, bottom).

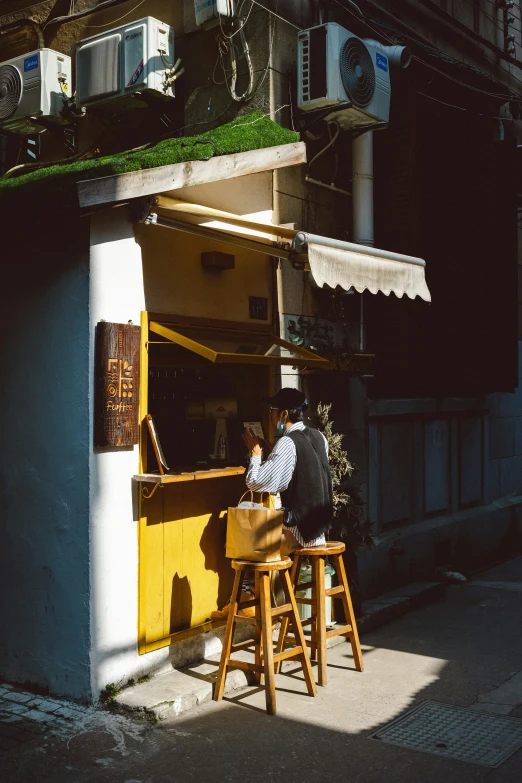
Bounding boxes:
89 208 171 698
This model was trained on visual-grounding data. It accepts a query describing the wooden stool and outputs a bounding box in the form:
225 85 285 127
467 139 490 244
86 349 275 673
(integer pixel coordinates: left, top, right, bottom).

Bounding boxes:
275 541 363 686
213 557 317 715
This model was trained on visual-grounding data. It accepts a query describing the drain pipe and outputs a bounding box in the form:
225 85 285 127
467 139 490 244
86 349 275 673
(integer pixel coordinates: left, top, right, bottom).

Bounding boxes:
351 43 411 351
352 131 374 351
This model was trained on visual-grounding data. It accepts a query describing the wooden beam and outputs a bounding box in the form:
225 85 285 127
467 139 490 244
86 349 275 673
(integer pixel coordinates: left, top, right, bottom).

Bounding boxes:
77 142 307 209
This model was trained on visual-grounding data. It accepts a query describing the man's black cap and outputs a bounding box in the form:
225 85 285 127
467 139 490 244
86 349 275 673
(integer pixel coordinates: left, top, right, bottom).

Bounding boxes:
264 388 307 411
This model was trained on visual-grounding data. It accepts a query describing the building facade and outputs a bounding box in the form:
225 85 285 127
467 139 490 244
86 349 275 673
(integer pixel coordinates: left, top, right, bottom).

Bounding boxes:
1 0 521 702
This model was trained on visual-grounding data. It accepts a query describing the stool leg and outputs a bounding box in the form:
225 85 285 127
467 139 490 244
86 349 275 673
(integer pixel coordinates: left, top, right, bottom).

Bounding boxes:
274 554 300 674
259 572 276 715
310 558 318 662
254 571 264 686
333 553 364 673
314 555 328 686
282 569 317 698
214 568 242 702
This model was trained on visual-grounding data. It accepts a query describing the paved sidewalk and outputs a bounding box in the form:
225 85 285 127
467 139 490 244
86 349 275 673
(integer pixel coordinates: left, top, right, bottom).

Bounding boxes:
1 555 522 782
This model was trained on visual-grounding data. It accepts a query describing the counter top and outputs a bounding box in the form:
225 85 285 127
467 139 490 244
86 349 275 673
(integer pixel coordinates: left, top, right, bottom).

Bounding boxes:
134 466 246 484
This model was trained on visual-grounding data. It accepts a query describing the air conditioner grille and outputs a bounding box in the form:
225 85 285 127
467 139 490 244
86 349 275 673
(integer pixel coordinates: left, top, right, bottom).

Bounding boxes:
0 65 22 120
301 35 310 102
340 38 375 107
77 33 121 105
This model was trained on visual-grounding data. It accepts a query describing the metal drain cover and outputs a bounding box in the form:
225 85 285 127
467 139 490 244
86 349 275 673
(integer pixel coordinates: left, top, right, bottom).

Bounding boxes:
369 701 522 768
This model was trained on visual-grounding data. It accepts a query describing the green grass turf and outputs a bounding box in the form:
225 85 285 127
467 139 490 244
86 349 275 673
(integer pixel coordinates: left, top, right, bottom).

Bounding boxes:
0 113 299 208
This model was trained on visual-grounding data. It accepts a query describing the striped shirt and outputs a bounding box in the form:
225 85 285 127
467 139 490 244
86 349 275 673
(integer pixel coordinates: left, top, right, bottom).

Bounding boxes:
245 422 329 547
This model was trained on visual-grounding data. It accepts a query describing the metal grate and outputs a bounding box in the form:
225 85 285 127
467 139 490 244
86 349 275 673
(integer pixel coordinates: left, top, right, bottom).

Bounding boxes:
299 33 310 103
369 701 522 768
0 65 22 120
76 33 121 105
340 37 375 108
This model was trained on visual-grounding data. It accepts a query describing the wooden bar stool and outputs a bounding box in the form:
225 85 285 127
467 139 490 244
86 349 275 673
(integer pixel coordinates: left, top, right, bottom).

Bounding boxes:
213 556 317 715
276 541 364 686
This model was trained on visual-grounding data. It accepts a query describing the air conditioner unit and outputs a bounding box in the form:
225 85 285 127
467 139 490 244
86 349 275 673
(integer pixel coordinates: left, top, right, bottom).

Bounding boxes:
297 24 391 130
194 0 235 28
76 16 174 110
0 48 71 134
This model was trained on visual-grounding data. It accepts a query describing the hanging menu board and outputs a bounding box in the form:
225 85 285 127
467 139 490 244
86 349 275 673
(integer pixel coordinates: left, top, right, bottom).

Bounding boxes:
94 321 141 448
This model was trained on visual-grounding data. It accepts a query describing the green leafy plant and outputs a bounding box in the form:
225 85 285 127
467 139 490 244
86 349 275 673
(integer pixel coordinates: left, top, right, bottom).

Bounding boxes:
313 402 374 552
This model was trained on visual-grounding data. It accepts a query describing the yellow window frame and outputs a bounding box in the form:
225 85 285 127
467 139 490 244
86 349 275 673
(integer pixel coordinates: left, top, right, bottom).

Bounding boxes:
148 321 331 369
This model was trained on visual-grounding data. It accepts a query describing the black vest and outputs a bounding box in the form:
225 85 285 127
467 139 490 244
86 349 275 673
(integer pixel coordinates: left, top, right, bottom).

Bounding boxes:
280 427 333 542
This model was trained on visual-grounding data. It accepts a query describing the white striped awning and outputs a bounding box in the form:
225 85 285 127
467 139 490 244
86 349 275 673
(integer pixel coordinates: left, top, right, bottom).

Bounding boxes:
145 198 431 302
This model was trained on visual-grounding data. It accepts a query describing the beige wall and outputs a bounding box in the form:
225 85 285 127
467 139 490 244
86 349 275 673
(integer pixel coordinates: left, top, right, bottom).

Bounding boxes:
136 223 273 323
135 170 275 323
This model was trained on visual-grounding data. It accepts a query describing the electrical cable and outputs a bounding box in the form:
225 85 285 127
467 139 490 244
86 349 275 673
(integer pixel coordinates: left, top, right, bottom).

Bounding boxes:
333 0 522 100
375 2 522 93
220 0 255 102
246 0 278 99
417 88 518 119
0 17 44 48
430 0 522 39
368 10 522 95
43 0 127 28
307 120 341 176
0 1 54 23
0 116 114 179
219 0 255 40
85 0 148 27
248 0 302 30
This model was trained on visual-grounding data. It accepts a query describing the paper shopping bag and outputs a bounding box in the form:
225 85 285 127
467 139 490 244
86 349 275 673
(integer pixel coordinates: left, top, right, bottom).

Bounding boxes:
226 491 283 562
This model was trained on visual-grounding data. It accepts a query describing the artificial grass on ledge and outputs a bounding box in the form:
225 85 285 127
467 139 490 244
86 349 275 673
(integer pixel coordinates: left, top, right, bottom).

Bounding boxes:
0 112 299 208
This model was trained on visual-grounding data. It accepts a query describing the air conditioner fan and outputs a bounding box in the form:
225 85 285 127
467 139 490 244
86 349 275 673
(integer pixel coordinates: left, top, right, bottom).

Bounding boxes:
340 38 375 108
0 65 22 121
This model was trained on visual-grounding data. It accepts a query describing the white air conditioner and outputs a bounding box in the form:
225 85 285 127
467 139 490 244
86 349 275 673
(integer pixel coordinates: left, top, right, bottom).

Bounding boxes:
0 48 71 134
298 24 391 129
194 0 235 28
76 16 174 110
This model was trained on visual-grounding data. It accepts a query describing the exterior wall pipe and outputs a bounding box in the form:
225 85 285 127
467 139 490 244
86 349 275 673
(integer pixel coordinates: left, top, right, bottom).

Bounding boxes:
363 40 411 69
352 132 375 249
353 131 374 352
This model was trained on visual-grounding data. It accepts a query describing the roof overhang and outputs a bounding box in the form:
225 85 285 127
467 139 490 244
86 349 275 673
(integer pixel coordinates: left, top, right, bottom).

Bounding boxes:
76 142 306 209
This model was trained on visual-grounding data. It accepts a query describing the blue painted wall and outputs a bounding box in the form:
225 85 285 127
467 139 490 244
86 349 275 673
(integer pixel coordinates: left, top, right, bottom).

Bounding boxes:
0 222 91 701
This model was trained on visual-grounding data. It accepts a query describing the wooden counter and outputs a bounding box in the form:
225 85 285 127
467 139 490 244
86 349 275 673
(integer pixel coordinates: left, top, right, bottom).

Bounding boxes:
134 466 246 485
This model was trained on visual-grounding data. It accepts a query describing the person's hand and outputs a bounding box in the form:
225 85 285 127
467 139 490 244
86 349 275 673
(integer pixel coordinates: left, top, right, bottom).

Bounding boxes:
259 438 274 457
242 428 263 457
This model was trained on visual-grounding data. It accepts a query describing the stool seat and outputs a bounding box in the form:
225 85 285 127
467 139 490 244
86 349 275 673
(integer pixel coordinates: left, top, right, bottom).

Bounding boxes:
231 557 292 571
293 542 345 556
276 541 363 686
213 557 317 715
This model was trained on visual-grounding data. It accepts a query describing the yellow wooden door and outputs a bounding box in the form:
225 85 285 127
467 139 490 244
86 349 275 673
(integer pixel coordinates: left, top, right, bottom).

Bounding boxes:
138 474 246 653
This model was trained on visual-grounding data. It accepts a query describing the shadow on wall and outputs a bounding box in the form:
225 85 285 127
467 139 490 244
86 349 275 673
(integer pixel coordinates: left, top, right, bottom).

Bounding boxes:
199 511 234 612
170 573 193 634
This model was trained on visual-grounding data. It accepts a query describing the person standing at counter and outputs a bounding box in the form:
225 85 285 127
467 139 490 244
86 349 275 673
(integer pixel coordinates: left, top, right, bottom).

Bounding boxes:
211 388 333 620
243 388 333 555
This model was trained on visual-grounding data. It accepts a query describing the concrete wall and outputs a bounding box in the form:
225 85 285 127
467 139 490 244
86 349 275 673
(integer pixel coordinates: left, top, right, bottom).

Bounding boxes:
489 343 522 500
89 208 173 698
88 175 276 695
360 344 522 598
0 223 92 700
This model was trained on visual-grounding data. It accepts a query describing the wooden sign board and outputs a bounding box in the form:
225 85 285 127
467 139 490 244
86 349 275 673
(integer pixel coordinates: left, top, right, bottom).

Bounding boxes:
94 321 141 448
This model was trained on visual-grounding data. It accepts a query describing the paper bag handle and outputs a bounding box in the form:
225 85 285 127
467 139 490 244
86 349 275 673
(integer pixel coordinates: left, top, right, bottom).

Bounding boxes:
238 490 269 506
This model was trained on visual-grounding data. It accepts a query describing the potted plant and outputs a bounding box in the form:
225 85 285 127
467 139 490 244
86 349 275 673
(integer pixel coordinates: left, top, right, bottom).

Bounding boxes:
313 402 374 616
